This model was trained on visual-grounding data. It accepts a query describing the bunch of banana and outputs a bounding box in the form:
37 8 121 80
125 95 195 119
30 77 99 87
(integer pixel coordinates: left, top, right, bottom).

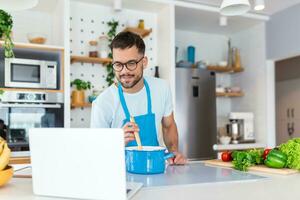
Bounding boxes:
0 137 11 171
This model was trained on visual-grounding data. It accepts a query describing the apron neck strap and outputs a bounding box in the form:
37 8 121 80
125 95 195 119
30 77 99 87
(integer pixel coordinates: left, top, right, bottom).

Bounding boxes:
144 80 152 114
118 79 152 120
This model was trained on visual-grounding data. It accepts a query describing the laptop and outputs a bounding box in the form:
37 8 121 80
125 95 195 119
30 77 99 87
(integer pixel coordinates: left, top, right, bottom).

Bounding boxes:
29 128 142 200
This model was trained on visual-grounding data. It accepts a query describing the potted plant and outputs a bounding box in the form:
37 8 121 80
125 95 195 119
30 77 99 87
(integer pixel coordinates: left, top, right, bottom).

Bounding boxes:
70 79 91 105
0 10 14 58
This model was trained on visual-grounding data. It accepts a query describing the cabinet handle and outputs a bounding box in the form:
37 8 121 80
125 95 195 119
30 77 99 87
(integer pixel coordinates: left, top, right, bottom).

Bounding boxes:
291 108 295 118
288 122 294 137
287 109 290 118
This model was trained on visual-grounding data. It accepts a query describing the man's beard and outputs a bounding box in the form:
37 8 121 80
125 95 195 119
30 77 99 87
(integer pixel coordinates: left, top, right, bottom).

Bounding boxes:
117 70 143 89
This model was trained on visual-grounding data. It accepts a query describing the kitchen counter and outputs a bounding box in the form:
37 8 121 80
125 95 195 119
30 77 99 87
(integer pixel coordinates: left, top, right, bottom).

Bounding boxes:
1 162 300 200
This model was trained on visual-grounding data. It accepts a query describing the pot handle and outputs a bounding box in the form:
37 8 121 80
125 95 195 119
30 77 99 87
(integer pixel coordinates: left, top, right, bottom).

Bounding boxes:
164 152 175 160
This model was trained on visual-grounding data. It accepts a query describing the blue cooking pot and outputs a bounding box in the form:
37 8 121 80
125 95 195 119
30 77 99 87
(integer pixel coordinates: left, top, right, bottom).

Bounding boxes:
125 146 175 174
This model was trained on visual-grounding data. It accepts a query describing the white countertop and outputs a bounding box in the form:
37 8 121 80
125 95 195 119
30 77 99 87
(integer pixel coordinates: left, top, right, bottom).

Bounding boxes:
213 143 267 151
1 162 300 200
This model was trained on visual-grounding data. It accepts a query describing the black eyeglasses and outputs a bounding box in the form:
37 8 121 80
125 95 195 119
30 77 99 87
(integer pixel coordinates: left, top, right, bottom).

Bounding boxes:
112 57 144 72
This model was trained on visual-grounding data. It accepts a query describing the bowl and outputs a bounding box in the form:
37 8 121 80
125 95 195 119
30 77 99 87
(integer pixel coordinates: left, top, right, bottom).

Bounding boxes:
27 33 47 44
218 61 228 67
219 136 231 145
0 165 13 187
231 87 242 93
127 19 139 27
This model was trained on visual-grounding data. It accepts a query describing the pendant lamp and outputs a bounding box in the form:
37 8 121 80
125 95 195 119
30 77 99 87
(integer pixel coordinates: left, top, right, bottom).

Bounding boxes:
220 0 250 16
0 0 38 11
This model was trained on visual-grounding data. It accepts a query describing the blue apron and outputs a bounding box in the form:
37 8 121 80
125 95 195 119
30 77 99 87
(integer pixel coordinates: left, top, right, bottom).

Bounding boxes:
118 79 159 147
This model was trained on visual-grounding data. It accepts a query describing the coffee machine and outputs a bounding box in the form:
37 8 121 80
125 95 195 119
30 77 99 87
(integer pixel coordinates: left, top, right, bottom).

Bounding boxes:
228 112 255 143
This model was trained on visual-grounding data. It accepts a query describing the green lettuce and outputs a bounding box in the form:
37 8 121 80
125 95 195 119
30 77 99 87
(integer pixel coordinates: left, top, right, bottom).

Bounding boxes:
279 138 300 170
232 149 263 171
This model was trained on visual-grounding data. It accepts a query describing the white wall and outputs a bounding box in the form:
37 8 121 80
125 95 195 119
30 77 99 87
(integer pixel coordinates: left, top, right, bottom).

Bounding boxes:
231 23 267 144
266 4 300 60
175 29 231 128
11 10 53 45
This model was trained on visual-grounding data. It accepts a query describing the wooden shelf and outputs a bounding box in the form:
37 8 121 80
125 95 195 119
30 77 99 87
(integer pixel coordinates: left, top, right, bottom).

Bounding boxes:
216 92 244 97
70 56 112 64
207 66 244 73
71 102 92 109
9 156 31 165
0 41 64 51
123 27 152 38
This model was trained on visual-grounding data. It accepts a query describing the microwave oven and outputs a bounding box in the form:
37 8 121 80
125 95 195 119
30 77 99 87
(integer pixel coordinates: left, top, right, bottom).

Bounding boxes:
3 58 57 89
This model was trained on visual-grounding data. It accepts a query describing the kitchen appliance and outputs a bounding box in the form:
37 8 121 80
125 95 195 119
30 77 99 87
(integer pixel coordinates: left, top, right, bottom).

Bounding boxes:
9 128 26 143
29 128 143 200
0 91 64 155
229 112 255 143
125 146 174 174
175 68 217 160
2 58 57 89
227 119 240 144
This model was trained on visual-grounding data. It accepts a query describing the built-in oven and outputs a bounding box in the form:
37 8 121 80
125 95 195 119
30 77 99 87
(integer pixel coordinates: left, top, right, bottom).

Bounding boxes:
0 91 64 156
2 58 57 89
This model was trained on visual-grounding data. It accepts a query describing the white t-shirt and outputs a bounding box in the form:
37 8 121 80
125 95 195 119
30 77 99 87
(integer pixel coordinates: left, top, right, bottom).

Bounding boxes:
90 76 173 135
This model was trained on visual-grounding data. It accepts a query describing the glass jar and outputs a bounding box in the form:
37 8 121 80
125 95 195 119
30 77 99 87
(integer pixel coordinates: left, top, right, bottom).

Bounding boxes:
98 36 109 58
89 40 98 57
138 19 145 29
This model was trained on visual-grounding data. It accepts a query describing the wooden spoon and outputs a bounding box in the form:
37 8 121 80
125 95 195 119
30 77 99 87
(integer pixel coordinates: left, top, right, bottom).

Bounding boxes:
130 116 142 150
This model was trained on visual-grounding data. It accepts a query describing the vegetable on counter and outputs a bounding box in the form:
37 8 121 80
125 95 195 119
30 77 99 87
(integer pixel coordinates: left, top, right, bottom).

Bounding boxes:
221 151 232 162
279 138 300 170
264 149 287 169
263 148 272 160
231 149 264 171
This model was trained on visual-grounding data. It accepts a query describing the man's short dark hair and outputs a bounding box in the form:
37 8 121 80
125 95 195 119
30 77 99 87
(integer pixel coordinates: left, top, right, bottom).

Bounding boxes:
110 31 145 55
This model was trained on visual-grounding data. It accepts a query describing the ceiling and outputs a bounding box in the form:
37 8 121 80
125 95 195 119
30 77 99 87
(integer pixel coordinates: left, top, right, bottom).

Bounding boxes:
175 6 264 35
180 0 300 15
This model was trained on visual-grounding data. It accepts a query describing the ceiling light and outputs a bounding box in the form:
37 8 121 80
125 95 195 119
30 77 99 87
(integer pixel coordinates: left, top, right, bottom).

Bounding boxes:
0 0 38 11
254 0 265 11
219 16 228 26
220 0 250 16
113 0 122 12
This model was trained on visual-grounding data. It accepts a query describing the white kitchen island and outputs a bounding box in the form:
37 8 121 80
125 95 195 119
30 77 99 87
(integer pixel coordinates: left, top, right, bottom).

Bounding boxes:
1 162 300 200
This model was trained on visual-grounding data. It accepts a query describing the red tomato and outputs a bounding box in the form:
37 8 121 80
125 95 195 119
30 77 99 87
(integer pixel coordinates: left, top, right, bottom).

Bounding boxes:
263 148 272 160
221 151 232 162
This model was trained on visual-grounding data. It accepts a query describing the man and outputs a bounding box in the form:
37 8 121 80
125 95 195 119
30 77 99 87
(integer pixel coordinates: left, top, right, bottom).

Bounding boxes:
91 31 186 165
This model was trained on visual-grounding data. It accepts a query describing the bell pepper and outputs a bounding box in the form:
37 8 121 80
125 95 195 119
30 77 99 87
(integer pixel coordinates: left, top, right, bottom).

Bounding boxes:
264 149 287 169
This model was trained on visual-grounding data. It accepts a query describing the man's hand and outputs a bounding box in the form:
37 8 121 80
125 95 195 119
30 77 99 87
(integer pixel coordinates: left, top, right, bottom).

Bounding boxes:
167 151 187 165
123 122 139 146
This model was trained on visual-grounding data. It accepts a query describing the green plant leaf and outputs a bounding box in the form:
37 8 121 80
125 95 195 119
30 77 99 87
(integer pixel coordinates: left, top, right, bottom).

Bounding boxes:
71 79 92 91
105 19 119 86
0 10 14 58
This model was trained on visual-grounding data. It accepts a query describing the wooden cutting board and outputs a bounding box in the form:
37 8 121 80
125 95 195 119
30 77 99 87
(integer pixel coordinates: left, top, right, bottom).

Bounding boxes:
204 159 299 175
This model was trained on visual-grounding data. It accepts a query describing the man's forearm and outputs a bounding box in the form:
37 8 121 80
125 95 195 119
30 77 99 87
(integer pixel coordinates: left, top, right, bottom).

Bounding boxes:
162 122 179 152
